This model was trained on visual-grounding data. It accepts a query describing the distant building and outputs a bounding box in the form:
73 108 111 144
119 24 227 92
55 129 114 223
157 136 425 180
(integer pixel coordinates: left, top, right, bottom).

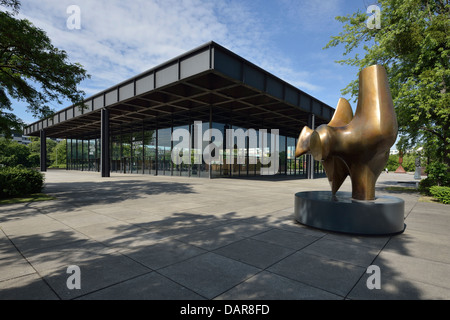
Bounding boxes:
390 149 399 155
0 132 32 145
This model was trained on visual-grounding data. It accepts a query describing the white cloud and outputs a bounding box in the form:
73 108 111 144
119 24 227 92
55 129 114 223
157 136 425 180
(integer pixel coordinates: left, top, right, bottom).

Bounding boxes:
17 0 323 100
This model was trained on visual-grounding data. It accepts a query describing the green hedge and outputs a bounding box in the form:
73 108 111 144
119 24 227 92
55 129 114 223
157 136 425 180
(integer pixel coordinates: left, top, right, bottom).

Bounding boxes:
419 162 450 195
429 186 450 205
0 166 45 199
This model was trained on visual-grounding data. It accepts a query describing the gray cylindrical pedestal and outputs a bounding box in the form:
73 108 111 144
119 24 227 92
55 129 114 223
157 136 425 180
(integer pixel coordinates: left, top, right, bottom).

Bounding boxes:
294 191 405 235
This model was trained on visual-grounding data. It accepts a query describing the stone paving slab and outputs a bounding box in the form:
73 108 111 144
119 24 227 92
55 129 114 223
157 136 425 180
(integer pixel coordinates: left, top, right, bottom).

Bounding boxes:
0 273 59 300
120 239 207 270
158 252 261 299
216 271 342 300
0 170 449 301
78 272 205 300
348 270 450 300
267 251 367 297
213 238 295 269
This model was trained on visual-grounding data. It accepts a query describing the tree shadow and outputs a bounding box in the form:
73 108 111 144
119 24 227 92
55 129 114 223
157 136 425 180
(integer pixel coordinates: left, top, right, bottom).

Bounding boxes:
0 180 441 300
0 179 197 222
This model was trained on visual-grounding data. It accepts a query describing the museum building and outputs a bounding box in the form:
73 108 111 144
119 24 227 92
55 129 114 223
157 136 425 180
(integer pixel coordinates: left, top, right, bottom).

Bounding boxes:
23 42 334 179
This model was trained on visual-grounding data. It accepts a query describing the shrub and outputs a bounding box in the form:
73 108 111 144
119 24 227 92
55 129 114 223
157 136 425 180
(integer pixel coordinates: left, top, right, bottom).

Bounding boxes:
426 162 450 186
0 166 45 199
419 162 450 195
0 138 32 167
419 177 435 195
429 186 450 204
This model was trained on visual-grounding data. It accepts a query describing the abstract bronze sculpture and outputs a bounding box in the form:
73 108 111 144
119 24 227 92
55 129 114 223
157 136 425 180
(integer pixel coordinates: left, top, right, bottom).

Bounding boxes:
296 65 398 200
293 65 404 235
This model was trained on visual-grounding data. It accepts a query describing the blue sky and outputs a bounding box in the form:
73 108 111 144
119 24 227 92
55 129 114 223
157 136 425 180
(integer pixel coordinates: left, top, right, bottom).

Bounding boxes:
9 0 376 125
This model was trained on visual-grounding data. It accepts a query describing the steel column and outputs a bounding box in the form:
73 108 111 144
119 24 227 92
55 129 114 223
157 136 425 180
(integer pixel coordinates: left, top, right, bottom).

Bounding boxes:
101 108 110 177
40 130 47 172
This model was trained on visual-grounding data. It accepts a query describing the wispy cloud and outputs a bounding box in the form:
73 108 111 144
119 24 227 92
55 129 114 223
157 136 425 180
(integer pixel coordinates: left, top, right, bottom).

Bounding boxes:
17 0 322 99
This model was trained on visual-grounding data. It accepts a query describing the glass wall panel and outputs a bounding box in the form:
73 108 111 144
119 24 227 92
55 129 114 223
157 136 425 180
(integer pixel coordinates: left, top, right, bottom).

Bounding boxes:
296 155 306 176
210 122 225 178
315 160 324 175
144 129 156 175
132 130 143 174
254 130 261 176
190 122 201 178
67 139 72 170
172 124 190 177
66 139 100 171
83 140 89 171
287 137 296 175
229 125 246 177
75 139 79 170
121 133 132 173
78 139 82 170
260 131 272 175
158 127 172 176
111 136 121 173
279 135 286 175
88 139 96 171
200 121 211 178
95 138 100 172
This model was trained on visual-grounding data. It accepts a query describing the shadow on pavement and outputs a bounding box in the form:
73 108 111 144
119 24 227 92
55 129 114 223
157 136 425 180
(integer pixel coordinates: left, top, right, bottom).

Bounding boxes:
0 201 427 300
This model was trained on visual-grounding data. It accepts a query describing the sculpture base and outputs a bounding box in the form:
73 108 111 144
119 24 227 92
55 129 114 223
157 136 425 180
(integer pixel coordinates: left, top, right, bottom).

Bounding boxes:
294 191 405 236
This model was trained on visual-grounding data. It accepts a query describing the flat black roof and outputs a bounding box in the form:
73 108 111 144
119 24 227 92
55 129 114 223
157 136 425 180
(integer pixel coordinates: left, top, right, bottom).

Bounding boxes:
24 41 334 139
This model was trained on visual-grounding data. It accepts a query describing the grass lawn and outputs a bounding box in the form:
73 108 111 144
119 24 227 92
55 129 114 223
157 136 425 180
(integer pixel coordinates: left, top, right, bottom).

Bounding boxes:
0 193 56 205
384 186 418 193
383 186 443 204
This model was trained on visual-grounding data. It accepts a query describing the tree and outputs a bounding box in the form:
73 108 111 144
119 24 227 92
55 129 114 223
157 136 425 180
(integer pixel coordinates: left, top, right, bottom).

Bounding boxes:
0 137 31 166
324 0 449 166
386 154 399 171
0 0 90 136
27 136 57 167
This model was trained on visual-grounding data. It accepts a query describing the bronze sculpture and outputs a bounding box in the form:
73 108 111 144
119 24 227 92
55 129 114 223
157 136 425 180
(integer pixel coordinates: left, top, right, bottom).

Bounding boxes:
296 65 398 201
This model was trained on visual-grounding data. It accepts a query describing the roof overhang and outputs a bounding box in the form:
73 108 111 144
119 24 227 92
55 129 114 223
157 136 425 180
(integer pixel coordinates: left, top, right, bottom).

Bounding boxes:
24 41 334 139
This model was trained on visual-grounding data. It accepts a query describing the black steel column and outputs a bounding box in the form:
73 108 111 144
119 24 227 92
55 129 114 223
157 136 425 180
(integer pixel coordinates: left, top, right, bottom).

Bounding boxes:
81 139 84 171
285 135 288 175
101 108 110 177
70 139 73 170
188 118 191 177
142 121 145 175
155 120 159 176
65 139 68 170
40 130 47 172
307 113 315 180
208 105 212 179
170 116 174 176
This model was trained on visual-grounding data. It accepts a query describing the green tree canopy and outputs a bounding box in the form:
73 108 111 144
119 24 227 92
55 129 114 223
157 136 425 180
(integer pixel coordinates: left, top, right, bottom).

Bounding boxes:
0 0 90 136
0 137 31 166
324 0 449 165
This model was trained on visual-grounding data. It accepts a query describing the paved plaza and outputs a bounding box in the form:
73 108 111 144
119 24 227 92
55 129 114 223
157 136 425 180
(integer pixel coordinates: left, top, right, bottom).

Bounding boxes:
0 170 449 300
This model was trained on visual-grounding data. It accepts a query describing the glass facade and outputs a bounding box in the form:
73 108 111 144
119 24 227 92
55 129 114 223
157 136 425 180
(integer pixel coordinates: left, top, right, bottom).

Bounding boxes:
66 113 325 178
